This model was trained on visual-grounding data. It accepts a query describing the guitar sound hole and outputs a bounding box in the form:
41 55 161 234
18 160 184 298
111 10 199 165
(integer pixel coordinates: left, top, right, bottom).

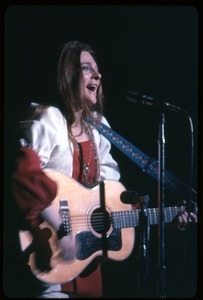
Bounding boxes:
91 208 111 234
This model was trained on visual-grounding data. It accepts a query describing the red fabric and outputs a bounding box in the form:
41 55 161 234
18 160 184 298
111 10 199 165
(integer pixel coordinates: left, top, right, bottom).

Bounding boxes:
72 140 96 185
61 265 103 298
11 147 57 227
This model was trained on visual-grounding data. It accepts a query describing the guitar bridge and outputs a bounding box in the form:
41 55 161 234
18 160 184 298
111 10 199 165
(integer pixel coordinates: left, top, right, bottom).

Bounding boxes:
57 199 72 239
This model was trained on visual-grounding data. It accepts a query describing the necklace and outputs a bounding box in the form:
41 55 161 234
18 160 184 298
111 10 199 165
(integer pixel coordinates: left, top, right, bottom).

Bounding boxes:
81 141 93 185
71 122 100 185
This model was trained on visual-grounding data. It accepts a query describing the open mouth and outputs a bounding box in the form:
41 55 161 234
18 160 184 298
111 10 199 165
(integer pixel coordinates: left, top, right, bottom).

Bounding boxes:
87 84 97 92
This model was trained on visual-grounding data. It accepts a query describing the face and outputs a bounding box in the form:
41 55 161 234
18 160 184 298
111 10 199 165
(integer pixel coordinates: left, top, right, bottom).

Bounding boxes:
80 51 102 104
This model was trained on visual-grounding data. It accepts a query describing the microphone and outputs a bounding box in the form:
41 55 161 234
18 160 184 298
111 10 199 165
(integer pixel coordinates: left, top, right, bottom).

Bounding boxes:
120 191 150 205
126 90 181 112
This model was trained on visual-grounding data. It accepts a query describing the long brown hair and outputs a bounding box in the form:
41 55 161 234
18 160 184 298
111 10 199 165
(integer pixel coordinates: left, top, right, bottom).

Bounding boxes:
57 40 104 127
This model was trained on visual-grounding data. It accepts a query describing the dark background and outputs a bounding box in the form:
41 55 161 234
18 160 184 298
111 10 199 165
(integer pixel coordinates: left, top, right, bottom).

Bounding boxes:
4 5 199 298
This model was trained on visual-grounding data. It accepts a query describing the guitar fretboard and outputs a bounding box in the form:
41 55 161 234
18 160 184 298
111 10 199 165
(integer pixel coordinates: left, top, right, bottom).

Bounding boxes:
112 206 184 229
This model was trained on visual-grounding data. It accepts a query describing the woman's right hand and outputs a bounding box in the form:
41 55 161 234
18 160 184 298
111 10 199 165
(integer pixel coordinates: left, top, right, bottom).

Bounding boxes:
59 234 76 260
41 205 76 260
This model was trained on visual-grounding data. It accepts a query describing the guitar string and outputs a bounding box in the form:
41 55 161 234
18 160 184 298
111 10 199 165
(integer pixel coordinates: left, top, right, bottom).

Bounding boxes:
56 206 185 231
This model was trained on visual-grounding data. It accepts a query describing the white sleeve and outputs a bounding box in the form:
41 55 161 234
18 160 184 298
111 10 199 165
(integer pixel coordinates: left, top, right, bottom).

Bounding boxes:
18 106 69 169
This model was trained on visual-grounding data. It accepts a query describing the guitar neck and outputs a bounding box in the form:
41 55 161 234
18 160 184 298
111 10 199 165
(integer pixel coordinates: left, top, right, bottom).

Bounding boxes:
112 205 185 229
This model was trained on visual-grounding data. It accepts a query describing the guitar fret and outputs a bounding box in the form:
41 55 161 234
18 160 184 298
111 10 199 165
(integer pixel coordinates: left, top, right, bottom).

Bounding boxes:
148 208 158 225
112 210 139 229
112 205 186 230
167 207 173 223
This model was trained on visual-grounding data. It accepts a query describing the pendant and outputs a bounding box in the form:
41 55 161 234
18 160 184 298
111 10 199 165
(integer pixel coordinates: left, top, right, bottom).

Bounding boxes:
84 164 90 175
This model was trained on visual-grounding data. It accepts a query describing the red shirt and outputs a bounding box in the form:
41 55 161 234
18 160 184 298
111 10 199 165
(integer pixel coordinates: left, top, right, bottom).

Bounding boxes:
72 140 96 186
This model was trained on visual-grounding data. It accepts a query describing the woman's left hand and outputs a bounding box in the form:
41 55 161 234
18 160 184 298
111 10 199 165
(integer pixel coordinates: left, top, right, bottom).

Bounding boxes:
176 210 197 231
170 200 198 231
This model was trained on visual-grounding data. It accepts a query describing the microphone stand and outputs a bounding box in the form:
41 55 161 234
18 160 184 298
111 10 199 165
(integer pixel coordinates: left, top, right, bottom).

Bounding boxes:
137 195 150 298
125 91 197 297
157 113 166 298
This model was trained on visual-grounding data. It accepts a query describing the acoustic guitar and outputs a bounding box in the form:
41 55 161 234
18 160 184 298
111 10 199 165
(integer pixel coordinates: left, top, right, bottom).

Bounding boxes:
19 169 196 284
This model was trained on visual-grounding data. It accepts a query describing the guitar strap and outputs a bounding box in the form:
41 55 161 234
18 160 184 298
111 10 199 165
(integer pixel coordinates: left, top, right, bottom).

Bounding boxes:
87 119 197 197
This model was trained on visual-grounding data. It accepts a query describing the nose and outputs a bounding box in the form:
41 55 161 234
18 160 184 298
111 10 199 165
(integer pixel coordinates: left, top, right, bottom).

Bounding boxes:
92 69 102 80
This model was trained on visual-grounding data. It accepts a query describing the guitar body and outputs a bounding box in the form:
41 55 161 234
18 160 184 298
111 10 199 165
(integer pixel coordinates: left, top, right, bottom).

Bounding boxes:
19 169 135 284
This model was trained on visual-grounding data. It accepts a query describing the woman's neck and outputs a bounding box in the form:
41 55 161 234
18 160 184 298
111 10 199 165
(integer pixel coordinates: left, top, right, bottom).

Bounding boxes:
71 119 90 142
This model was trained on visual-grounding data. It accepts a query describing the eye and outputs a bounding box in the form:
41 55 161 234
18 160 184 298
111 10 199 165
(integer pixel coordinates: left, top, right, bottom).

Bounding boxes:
81 64 91 73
